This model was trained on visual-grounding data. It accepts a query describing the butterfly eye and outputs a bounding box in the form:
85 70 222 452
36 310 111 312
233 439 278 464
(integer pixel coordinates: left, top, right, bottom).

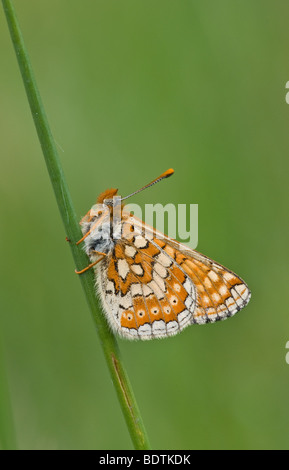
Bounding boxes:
97 211 103 217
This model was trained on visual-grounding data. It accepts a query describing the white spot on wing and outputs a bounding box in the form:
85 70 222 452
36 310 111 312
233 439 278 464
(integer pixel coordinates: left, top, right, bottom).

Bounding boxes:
152 271 166 293
148 280 165 299
131 283 142 297
185 296 194 311
131 264 144 276
134 236 147 248
125 245 137 258
212 292 222 303
225 297 236 313
208 270 219 282
119 294 133 310
152 320 166 335
167 321 179 334
235 283 249 300
143 284 153 296
183 278 194 296
217 306 228 318
178 309 191 327
203 295 210 306
155 252 172 268
153 263 167 279
106 280 115 294
223 272 235 283
138 324 152 337
231 288 244 307
219 285 228 296
118 259 130 280
121 327 138 338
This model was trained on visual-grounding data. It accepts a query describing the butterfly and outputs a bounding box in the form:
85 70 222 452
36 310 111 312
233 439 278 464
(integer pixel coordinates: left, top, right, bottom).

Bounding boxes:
75 169 251 340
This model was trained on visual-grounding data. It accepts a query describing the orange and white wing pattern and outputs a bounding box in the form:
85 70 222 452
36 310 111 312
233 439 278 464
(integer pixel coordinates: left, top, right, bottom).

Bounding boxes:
97 235 195 339
153 239 251 325
96 216 251 340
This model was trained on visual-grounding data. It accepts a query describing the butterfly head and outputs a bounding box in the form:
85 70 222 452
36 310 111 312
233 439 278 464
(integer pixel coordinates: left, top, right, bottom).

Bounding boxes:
80 188 119 225
97 188 118 204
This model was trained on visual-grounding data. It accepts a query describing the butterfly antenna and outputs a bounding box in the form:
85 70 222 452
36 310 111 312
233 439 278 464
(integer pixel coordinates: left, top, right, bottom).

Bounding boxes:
121 168 174 202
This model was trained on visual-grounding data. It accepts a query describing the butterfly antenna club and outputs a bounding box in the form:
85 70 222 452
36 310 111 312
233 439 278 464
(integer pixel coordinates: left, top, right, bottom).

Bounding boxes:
121 168 174 202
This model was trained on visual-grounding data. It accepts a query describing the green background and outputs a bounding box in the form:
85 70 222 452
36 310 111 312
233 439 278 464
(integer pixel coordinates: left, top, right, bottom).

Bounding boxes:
0 0 288 450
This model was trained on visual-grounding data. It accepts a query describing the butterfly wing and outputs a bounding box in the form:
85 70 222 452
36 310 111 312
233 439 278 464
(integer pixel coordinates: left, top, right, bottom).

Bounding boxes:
130 214 251 320
153 238 251 324
97 235 196 339
96 214 250 340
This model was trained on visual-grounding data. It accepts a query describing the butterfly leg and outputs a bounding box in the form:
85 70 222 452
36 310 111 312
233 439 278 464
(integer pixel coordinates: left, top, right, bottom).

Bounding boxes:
75 220 100 245
75 253 106 275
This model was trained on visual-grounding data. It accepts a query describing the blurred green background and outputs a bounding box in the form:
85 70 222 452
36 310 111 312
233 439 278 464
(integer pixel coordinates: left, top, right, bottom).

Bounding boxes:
0 0 288 450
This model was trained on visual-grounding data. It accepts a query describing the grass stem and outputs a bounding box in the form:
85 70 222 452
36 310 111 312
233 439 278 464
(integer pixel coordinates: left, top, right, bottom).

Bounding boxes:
2 0 150 450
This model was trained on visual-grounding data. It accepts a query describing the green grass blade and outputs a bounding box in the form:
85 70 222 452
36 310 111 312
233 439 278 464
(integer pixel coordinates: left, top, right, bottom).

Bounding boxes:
2 0 150 450
0 332 17 450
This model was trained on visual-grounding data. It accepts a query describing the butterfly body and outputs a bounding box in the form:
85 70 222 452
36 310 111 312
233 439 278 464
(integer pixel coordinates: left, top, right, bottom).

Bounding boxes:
77 171 251 340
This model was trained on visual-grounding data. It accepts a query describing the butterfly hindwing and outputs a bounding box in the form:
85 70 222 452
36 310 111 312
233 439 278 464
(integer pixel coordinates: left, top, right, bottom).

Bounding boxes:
97 228 196 339
93 211 250 340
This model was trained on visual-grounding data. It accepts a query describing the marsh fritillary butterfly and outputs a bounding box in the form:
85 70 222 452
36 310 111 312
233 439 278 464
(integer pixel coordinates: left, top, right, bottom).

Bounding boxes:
76 169 251 340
